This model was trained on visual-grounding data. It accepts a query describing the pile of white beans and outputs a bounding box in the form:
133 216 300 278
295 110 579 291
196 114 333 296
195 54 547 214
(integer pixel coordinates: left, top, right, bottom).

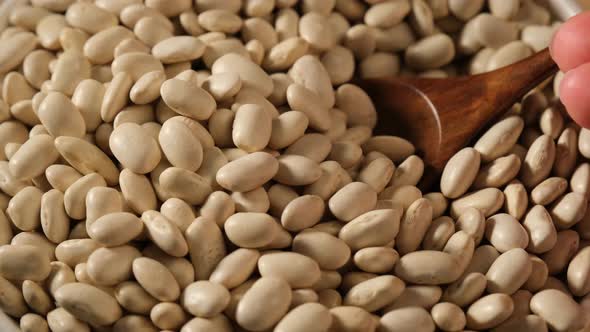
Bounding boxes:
0 0 588 331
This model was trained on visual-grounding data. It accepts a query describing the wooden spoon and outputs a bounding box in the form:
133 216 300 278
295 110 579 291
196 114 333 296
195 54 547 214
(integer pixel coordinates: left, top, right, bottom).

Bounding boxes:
361 48 557 174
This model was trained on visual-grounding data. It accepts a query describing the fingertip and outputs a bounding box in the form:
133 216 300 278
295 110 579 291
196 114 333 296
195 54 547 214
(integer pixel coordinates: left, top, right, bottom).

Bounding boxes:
551 12 590 72
560 63 590 128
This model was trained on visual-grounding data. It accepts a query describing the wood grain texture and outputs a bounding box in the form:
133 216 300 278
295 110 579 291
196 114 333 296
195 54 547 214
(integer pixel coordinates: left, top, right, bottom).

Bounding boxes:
362 48 558 175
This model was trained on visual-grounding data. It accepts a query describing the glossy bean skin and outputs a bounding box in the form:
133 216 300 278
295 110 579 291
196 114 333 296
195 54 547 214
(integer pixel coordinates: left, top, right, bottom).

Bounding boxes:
54 283 122 326
236 277 292 331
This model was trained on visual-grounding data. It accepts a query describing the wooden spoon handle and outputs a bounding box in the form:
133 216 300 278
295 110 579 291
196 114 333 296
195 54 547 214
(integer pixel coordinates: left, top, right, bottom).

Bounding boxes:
547 0 583 20
476 48 558 126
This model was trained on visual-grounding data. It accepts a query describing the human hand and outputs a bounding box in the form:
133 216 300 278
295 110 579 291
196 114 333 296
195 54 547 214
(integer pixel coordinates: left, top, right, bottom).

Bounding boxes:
551 12 590 128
